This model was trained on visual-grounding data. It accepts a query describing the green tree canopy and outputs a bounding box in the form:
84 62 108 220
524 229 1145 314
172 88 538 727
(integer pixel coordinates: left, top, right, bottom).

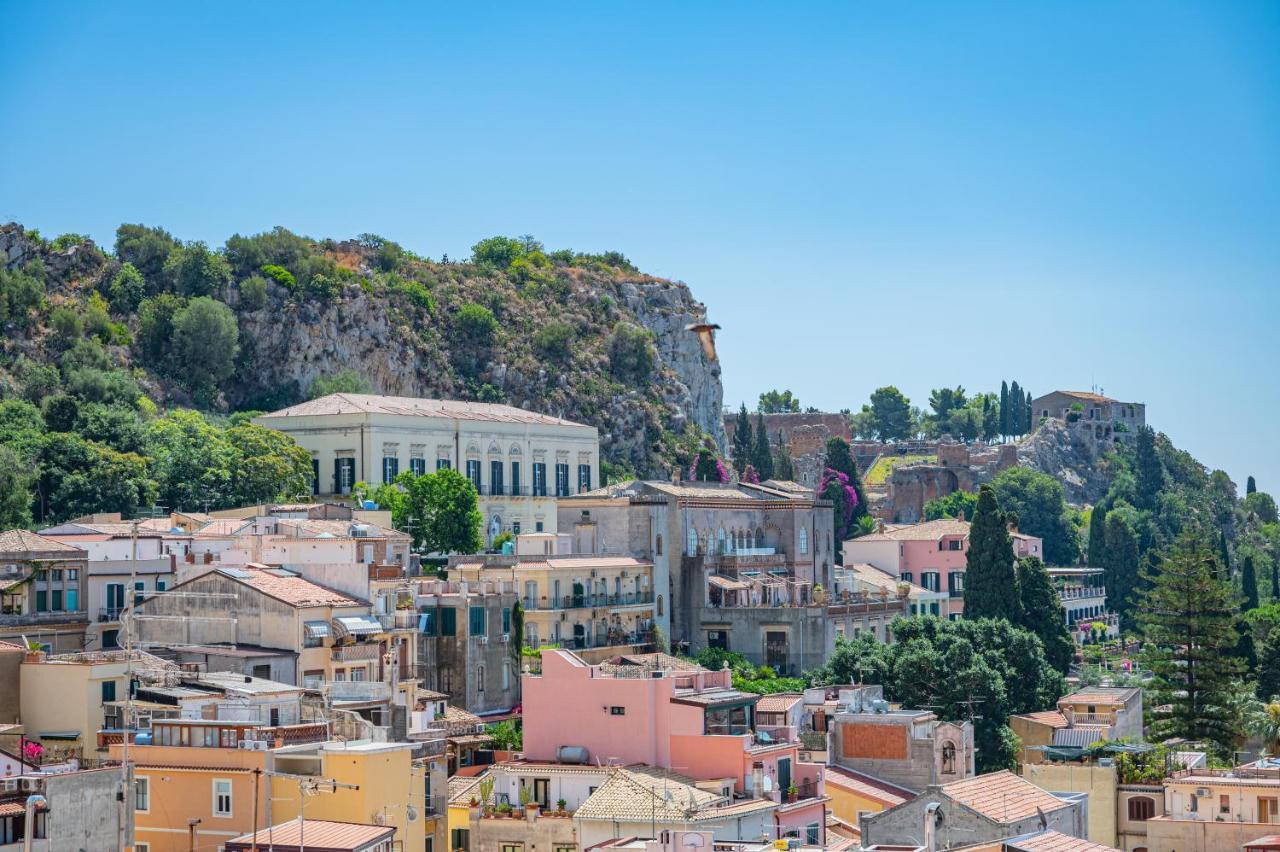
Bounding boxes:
751 413 774 481
758 390 800 413
1102 506 1141 629
924 490 978 521
963 486 1022 621
0 445 35 529
990 467 1081 565
866 386 913 441
226 423 314 506
731 403 753 475
171 297 239 404
164 241 232 297
114 223 180 286
824 437 868 518
1245 492 1279 524
400 467 483 554
1016 556 1075 674
308 369 374 399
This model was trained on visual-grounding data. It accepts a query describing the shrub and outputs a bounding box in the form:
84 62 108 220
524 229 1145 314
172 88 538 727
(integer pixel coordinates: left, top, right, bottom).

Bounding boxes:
471 236 526 268
49 306 84 346
456 303 497 344
50 233 91 252
260 264 297 291
171 297 239 404
607 322 656 381
386 274 436 312
17 360 61 403
308 369 373 399
302 272 340 301
107 263 146 313
238 275 269 310
533 322 574 361
164 241 232 297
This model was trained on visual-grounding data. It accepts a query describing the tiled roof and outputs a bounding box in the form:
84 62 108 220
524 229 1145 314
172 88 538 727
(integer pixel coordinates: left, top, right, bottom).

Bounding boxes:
598 652 705 676
941 770 1069 823
822 766 914 805
1015 710 1069 729
842 562 931 597
0 797 47 818
1061 687 1138 705
277 518 409 540
0 529 85 557
227 819 394 850
258 393 590 428
857 519 971 543
573 480 811 502
574 767 722 822
208 566 364 608
754 693 803 713
448 774 484 804
195 518 255 536
1006 829 1120 851
1049 391 1116 404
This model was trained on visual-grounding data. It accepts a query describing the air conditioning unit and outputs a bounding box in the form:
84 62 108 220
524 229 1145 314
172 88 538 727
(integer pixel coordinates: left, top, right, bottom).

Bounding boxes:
478 636 489 645
240 740 268 751
1 779 18 792
2 564 19 576
21 779 40 791
1195 788 1211 798
501 634 510 643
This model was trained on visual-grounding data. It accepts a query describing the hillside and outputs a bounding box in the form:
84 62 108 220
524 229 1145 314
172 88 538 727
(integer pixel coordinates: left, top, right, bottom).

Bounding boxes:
0 223 725 477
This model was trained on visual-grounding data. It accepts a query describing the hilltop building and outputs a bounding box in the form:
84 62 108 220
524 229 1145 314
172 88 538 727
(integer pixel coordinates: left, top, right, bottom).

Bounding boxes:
255 393 600 541
1031 391 1145 442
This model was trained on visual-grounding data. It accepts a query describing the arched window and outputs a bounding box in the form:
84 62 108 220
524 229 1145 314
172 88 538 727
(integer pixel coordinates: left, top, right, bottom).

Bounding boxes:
941 742 957 774
655 534 663 556
1127 796 1155 822
799 527 809 555
687 528 699 556
656 594 664 617
747 529 755 550
717 528 726 555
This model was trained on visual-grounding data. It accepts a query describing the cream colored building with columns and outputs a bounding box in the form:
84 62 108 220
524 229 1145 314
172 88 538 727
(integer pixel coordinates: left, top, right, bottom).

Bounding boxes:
255 394 600 541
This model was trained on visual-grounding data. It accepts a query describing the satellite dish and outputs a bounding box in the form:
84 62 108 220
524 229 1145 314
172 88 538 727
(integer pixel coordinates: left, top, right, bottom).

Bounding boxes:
372 813 386 825
761 776 774 793
407 806 418 822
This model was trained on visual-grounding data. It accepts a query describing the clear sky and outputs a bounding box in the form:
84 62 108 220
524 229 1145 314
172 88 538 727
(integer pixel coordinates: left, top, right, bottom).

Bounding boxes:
3 2 1278 494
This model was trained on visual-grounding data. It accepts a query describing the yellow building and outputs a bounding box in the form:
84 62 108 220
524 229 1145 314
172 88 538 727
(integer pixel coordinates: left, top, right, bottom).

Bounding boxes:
1023 760 1119 847
271 740 427 852
822 765 912 834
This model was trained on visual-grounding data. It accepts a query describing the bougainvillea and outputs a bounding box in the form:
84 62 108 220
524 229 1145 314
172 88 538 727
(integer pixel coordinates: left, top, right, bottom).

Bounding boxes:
741 464 761 485
22 741 43 763
689 448 731 482
819 466 860 545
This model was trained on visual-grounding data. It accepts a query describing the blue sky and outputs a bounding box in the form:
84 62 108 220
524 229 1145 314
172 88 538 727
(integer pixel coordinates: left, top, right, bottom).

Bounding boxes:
3 2 1278 494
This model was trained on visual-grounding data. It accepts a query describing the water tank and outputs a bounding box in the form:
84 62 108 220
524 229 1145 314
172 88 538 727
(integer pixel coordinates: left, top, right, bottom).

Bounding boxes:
134 732 153 746
869 699 891 714
362 500 377 510
557 746 589 764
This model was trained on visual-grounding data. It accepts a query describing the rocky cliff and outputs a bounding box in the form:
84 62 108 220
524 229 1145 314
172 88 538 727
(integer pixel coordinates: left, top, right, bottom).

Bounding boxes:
0 222 724 475
1016 418 1114 505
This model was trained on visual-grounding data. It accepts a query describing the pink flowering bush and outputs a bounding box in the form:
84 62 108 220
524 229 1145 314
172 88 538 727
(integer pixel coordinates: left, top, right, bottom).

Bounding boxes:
741 464 760 485
689 449 731 482
819 467 860 542
22 741 43 763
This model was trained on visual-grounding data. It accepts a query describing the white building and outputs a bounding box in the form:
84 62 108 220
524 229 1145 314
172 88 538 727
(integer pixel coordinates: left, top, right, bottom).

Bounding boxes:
255 394 601 540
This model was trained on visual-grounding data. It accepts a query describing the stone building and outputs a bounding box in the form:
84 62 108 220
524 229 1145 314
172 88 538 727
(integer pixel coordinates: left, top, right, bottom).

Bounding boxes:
1030 391 1145 444
0 529 90 654
415 578 521 717
255 393 600 540
873 441 1020 524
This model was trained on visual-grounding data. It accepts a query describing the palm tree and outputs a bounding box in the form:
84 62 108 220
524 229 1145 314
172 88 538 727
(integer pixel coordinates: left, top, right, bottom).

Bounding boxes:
1249 698 1280 756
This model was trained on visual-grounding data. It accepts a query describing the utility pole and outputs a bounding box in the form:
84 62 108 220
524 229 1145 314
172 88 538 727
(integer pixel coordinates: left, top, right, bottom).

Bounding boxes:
264 771 359 852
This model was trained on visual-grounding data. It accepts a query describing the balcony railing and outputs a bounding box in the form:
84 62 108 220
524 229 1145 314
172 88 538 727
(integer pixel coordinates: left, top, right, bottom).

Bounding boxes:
1060 587 1107 601
331 643 381 662
0 610 88 626
1064 711 1117 726
524 593 654 611
99 607 124 623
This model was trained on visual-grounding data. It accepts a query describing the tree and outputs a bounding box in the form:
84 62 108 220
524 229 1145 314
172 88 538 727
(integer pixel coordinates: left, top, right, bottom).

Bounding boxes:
948 406 982 442
928 386 967 428
401 467 483 554
990 467 1081 565
0 446 34 529
456 302 497 344
1103 508 1141 629
1273 558 1279 603
308 369 374 399
999 381 1010 439
510 601 525 669
171 297 239 404
757 390 800 413
1016 556 1075 674
1243 554 1261 612
146 410 236 511
1249 476 1258 495
1139 532 1244 754
163 241 232 297
1245 492 1279 524
238 275 269 310
867 386 912 442
963 486 1022 622
1260 631 1280 701
1008 381 1022 436
1024 390 1033 433
1087 504 1107 568
731 404 753 475
137 294 186 366
924 490 978 521
106 263 146 313
607 322 655 381
36 432 155 523
772 443 793 481
225 423 313 505
824 438 867 518
470 236 527 268
751 414 774 481
1133 426 1164 512
688 446 730 482
980 394 1000 443
820 468 860 558
114 223 179 286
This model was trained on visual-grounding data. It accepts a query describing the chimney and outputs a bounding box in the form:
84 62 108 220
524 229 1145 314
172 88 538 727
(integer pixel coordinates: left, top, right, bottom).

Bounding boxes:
924 801 942 852
672 466 681 484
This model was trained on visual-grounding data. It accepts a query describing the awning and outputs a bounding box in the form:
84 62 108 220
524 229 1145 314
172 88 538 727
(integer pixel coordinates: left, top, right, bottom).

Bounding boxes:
303 620 331 640
332 615 383 638
708 575 750 591
38 731 81 740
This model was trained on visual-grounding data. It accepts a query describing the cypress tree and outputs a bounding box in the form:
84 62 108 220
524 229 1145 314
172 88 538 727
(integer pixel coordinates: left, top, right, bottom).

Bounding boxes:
1248 476 1258 495
773 444 794 480
1272 559 1279 602
1087 505 1108 568
1259 629 1280 701
999 381 1009 440
1138 532 1244 753
1008 381 1022 436
1219 530 1232 581
1133 426 1165 512
1016 556 1075 674
731 403 753 475
751 413 774 481
1024 390 1033 433
1243 554 1260 611
1103 511 1140 631
963 486 1023 621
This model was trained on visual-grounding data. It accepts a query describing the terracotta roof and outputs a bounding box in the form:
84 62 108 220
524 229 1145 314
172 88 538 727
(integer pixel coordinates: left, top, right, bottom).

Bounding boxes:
842 562 931 597
822 766 914 805
574 767 723 822
856 519 971 543
227 819 394 850
277 518 409 540
574 480 812 503
448 774 484 804
941 770 1070 823
0 529 85 557
258 393 590 428
598 652 706 676
754 693 803 713
1061 687 1138 705
0 640 27 652
1049 391 1116 404
1006 829 1120 851
206 566 364 608
0 797 47 818
1015 710 1070 729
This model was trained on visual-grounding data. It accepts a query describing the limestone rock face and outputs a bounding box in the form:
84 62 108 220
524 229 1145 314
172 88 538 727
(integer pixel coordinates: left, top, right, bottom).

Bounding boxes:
1017 418 1112 505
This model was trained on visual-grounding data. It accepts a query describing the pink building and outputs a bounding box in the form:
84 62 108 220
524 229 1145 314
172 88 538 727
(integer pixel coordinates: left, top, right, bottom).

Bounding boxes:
523 650 828 839
840 519 1043 618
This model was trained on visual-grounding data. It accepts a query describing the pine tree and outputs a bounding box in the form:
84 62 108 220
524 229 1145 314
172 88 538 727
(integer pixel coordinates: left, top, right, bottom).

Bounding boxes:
1016 556 1075 674
1139 532 1244 754
1242 554 1260 611
731 403 753 475
1133 426 1165 512
1008 381 1022 436
1103 511 1140 630
1248 476 1258 495
825 437 868 518
1087 505 1108 568
963 486 1023 621
751 413 774 481
999 381 1010 440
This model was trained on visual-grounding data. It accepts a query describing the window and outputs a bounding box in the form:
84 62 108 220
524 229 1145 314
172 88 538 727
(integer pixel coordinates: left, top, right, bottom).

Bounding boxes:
466 459 482 492
687 528 699 556
502 608 511 634
35 590 46 612
382 455 399 484
351 667 366 681
155 581 165 592
1127 796 1155 821
51 590 63 611
901 572 913 583
303 669 324 688
1219 794 1231 814
501 845 524 852
66 569 79 581
441 607 457 636
948 571 964 595
134 580 146 605
451 829 470 852
135 776 150 812
511 461 521 495
502 661 510 690
213 779 233 817
941 742 957 774
610 706 626 716
922 572 940 592
409 457 426 476
469 606 486 636
333 669 346 681
532 462 547 496
477 665 485 693
490 460 504 496
578 464 592 493
799 527 809 555
102 680 117 703
335 457 356 494
806 823 820 844
1262 797 1280 823
312 458 321 494
436 457 451 471
555 463 570 497
655 534 663 555
948 539 962 551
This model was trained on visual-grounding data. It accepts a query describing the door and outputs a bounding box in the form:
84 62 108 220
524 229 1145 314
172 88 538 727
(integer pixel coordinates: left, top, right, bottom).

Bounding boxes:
777 757 792 795
765 631 788 672
1261 797 1279 823
106 583 125 619
533 778 550 810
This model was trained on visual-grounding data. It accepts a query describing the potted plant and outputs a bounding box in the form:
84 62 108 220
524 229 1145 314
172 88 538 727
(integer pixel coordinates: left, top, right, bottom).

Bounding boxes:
556 798 567 814
896 582 911 599
786 784 798 802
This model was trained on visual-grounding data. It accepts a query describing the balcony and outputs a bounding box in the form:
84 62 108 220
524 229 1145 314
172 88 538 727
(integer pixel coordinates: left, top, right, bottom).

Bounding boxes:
98 607 124 623
0 610 89 626
704 552 789 570
377 610 419 630
331 643 381 662
1060 586 1107 602
525 593 654 611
